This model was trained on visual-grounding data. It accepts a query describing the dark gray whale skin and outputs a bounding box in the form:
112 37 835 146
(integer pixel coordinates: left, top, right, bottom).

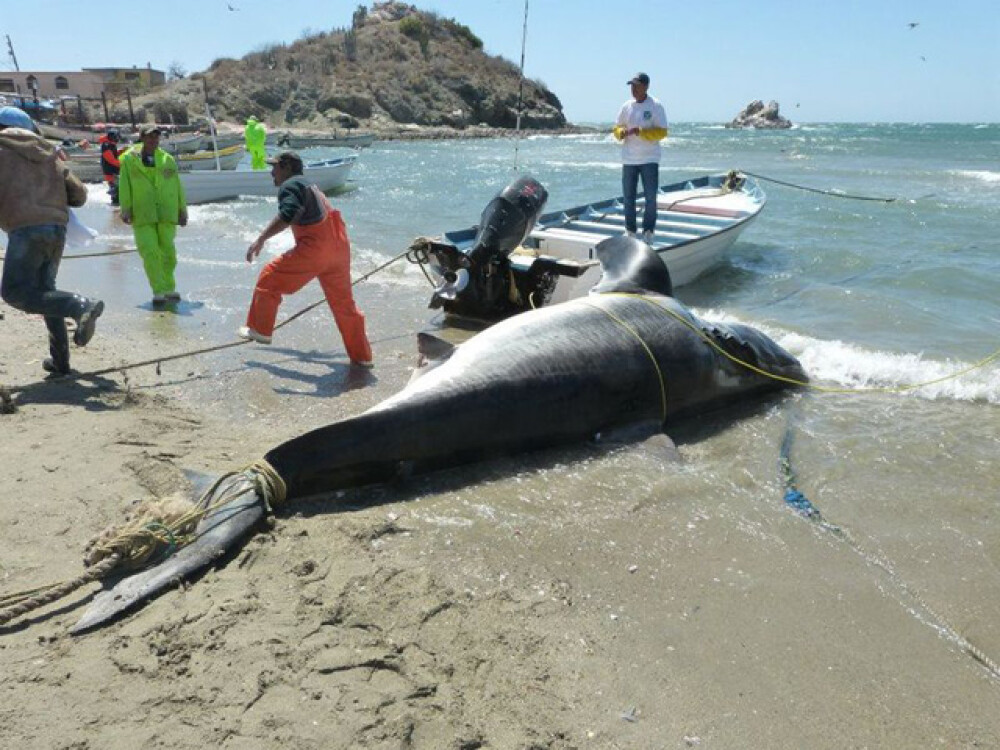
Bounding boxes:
72 237 805 632
266 236 805 497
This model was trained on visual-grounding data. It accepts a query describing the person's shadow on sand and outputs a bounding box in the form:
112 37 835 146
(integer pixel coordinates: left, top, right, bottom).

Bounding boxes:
245 348 376 397
8 372 123 412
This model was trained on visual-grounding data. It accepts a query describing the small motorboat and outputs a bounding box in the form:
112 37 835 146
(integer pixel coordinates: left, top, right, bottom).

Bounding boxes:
176 145 245 171
418 171 766 321
179 155 357 205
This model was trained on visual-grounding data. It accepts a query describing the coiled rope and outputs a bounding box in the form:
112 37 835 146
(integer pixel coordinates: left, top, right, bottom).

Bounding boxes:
743 171 897 203
3 247 414 395
0 459 286 627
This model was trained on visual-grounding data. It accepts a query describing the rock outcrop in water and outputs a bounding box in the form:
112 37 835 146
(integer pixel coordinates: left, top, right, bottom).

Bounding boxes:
726 100 793 129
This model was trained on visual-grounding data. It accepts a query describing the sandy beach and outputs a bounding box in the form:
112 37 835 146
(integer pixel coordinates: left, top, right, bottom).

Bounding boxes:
2 282 998 750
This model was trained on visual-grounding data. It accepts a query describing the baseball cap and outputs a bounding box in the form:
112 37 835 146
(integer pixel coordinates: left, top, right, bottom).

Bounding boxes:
627 73 650 86
139 124 162 137
266 150 304 173
0 106 35 130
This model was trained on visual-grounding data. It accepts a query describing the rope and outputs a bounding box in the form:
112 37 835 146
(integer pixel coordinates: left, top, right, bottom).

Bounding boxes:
776 414 1000 681
406 236 447 288
612 293 1000 396
743 171 897 203
580 300 669 422
0 554 121 627
0 248 137 262
0 459 286 627
2 248 413 395
512 0 529 173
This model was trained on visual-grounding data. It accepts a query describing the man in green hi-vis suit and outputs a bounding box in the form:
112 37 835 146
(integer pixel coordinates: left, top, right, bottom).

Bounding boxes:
245 115 268 170
119 124 188 304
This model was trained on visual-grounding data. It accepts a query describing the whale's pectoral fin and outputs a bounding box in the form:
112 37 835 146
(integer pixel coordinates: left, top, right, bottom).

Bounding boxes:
411 332 459 382
590 235 674 298
70 473 267 634
594 420 681 461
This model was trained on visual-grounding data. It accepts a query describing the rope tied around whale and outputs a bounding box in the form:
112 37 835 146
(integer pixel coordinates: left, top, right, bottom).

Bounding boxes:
0 459 285 628
609 294 1000 396
580 300 669 423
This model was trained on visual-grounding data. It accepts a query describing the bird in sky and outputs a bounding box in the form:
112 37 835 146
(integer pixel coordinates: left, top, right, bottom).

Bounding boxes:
908 22 919 29
227 3 239 10
920 56 927 62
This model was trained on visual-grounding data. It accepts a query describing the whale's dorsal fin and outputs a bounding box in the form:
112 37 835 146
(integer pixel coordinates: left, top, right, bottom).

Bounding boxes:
590 235 674 297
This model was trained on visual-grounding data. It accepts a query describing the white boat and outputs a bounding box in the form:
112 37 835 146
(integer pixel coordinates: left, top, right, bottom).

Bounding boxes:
65 152 104 183
269 132 376 149
180 155 357 205
177 145 245 171
66 144 246 182
159 132 204 155
420 171 765 321
207 132 245 150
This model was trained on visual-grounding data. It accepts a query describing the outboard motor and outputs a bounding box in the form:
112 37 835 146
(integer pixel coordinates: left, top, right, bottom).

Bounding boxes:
429 176 548 318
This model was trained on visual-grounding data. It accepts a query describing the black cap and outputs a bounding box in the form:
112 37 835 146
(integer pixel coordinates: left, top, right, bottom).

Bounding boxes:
627 73 650 86
266 150 304 173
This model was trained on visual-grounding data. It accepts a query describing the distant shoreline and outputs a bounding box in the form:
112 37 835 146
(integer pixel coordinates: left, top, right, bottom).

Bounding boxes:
40 120 603 145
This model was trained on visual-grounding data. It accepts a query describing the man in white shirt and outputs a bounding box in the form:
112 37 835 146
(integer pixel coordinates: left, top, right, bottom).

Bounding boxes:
614 73 669 241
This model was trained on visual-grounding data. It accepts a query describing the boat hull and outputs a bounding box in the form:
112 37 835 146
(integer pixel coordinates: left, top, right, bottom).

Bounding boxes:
180 155 356 205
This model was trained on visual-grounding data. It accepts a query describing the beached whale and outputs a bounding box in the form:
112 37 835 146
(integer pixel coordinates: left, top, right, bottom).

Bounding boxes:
72 236 806 632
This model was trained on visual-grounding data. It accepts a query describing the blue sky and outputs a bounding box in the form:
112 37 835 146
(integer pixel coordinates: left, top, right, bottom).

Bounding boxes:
2 0 997 123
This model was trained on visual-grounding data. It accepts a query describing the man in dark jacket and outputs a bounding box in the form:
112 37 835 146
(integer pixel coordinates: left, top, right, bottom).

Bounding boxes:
0 106 104 375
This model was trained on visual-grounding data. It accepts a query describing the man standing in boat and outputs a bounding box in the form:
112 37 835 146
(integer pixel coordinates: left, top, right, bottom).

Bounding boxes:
240 151 373 368
118 124 188 304
613 72 668 242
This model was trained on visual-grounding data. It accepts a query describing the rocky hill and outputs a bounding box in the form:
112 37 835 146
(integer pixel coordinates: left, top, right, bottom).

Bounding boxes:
130 2 567 135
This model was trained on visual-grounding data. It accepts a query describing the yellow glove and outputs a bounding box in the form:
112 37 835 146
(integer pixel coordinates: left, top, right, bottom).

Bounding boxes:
639 127 668 142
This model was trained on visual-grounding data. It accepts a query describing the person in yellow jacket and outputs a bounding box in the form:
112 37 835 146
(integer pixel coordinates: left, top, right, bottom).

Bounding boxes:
613 72 668 242
119 123 188 303
245 115 268 170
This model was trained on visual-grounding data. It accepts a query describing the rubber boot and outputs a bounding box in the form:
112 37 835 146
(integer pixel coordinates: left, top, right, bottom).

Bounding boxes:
44 316 71 374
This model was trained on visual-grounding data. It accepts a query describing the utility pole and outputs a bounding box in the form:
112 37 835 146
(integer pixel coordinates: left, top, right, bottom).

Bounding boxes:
5 35 20 71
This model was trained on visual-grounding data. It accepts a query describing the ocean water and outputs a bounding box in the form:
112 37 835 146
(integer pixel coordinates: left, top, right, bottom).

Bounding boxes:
6 123 1000 676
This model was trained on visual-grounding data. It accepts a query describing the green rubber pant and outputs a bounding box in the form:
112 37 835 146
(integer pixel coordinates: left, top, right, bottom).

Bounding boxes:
133 223 178 296
249 147 268 170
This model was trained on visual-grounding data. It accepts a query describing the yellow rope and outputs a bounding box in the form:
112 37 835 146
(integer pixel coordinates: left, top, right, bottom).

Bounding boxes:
604 293 998 395
580 299 668 422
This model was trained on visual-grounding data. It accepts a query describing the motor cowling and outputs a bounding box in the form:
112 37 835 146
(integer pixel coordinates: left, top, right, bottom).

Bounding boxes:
468 176 548 266
429 176 549 319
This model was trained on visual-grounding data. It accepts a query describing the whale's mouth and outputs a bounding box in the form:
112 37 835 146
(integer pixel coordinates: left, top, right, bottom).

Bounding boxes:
701 322 808 382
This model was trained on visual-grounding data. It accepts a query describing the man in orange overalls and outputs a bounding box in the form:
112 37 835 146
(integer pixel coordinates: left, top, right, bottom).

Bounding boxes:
241 151 373 367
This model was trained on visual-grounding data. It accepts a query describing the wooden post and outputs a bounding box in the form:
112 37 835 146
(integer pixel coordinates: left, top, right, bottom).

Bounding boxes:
77 96 85 125
101 91 110 123
125 88 135 129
